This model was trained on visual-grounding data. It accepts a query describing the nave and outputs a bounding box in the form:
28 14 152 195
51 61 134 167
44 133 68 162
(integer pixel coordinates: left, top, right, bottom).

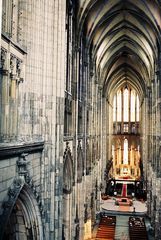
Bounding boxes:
1 0 161 239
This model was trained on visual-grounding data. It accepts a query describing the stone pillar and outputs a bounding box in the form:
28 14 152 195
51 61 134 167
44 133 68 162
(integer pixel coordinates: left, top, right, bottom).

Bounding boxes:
101 97 107 191
0 48 9 141
0 50 24 142
83 55 88 176
52 1 66 239
9 55 17 140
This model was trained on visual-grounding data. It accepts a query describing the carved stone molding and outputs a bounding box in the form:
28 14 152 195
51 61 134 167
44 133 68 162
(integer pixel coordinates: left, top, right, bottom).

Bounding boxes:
16 153 44 214
0 48 7 68
0 48 24 81
0 178 24 239
0 141 44 160
10 54 16 75
17 153 29 179
63 142 74 194
9 54 24 84
16 58 22 78
0 48 8 75
0 177 44 240
0 152 44 238
64 141 70 158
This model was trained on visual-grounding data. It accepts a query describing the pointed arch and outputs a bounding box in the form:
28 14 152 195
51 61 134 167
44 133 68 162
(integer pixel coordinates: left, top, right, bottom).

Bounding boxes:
63 143 74 194
63 143 74 239
77 141 84 183
0 182 43 240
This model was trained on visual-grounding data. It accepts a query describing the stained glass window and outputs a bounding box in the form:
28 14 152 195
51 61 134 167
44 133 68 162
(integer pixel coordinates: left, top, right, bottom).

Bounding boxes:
113 95 116 122
117 90 122 121
131 90 135 121
123 88 129 122
123 139 128 164
136 95 139 121
113 87 139 124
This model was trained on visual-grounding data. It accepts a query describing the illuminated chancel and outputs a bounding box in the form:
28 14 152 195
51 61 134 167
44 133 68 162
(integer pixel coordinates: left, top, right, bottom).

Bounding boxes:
111 84 141 180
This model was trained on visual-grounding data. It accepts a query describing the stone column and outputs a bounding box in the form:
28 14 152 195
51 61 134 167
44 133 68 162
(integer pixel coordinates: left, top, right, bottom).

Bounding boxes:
9 55 17 140
0 48 9 141
101 97 107 191
156 65 161 177
83 56 88 175
52 1 66 239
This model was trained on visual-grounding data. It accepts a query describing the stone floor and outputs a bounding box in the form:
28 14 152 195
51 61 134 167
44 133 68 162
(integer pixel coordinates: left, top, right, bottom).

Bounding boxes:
100 198 147 214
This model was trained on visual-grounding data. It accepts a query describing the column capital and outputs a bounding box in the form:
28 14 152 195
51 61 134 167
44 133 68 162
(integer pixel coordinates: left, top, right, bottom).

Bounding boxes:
16 58 23 78
10 54 17 75
0 48 7 70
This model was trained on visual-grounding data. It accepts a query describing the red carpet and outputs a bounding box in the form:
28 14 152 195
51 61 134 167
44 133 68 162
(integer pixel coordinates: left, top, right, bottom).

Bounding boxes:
122 184 127 197
96 216 116 239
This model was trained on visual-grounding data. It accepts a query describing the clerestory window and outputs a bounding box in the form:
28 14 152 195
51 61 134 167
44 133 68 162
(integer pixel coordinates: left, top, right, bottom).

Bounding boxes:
113 85 140 134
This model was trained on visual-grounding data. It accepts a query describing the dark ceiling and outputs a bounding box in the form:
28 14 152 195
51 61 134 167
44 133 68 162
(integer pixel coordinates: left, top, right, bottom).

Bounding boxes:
77 0 161 99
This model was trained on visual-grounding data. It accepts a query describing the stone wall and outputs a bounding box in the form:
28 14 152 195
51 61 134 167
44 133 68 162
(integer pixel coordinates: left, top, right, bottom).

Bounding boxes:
0 0 66 239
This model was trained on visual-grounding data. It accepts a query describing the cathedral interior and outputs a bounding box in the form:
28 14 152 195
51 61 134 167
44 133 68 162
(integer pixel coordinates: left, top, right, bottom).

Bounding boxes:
0 0 161 239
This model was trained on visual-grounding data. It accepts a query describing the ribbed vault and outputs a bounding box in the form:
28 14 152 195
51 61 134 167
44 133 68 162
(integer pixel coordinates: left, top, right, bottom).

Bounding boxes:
77 0 161 99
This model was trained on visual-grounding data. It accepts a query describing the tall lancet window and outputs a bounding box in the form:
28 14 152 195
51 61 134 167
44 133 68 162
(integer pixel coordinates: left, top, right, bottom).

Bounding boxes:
112 85 140 134
117 90 122 122
131 90 135 122
123 87 129 122
123 139 128 164
113 95 116 122
136 95 139 122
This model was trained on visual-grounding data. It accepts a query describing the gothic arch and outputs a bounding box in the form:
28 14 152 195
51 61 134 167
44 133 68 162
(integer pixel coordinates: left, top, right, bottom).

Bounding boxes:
77 141 84 183
1 182 43 240
63 143 74 239
63 143 74 194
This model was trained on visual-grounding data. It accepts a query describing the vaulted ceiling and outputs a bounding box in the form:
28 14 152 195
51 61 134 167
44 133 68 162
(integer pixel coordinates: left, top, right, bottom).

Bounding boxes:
77 0 161 99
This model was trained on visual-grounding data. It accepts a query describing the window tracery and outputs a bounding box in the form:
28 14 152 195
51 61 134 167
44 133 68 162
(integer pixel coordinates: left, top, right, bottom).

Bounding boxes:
113 85 140 134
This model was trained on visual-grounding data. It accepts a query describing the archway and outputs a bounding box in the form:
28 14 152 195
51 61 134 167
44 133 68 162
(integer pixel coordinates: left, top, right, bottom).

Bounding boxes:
63 143 74 240
3 184 43 240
